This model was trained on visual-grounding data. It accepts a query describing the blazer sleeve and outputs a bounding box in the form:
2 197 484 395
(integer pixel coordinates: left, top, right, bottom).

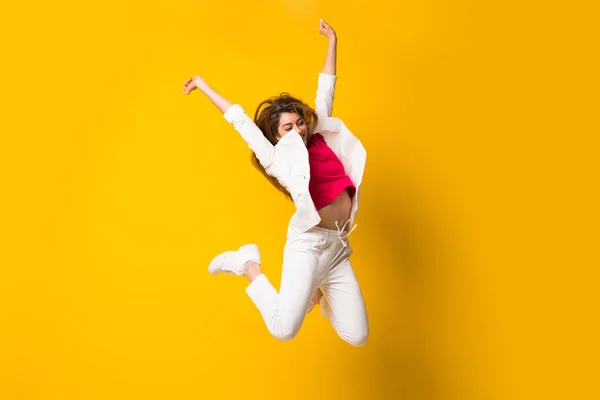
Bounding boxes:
223 104 275 168
314 73 337 119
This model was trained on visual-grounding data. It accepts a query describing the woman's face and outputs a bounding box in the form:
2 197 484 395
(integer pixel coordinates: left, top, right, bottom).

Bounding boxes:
277 112 308 144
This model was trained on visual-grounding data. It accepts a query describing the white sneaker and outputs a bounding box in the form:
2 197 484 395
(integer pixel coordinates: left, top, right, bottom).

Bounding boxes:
208 244 260 276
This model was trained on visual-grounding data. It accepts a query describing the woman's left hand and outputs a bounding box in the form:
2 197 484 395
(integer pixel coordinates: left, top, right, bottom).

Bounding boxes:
318 19 337 41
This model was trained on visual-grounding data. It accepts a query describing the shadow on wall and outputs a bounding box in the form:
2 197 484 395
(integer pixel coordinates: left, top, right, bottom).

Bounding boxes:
360 147 475 399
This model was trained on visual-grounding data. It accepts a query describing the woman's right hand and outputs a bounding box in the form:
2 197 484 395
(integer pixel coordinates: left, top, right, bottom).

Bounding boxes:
182 76 207 95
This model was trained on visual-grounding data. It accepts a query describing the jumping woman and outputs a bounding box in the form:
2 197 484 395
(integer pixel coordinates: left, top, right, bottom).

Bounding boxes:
182 19 368 346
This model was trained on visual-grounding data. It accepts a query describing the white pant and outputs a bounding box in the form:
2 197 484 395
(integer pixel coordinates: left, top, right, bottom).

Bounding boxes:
245 225 369 346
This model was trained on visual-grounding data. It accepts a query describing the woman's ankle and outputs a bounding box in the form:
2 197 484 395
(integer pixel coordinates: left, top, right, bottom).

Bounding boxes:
311 288 323 305
243 261 262 282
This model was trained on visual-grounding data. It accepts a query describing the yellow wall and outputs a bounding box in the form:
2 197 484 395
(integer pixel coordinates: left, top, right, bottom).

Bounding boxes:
1 0 597 399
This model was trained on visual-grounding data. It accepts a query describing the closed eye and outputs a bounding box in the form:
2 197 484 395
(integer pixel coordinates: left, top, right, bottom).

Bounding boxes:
284 119 305 132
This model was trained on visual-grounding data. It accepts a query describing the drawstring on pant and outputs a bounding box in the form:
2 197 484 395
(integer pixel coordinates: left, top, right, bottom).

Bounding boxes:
335 220 357 247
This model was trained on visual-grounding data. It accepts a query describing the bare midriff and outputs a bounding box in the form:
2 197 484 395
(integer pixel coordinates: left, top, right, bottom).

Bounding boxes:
316 187 352 230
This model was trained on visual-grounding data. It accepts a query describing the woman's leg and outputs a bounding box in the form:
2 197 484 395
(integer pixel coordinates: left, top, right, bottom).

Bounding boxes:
312 288 324 304
208 236 331 340
245 238 324 341
320 258 369 346
243 261 263 282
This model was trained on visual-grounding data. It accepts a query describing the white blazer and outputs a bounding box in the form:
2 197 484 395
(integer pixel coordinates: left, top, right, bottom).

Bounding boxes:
223 73 367 239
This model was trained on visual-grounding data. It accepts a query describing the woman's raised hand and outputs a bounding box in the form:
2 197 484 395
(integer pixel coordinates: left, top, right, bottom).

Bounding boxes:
318 19 337 41
182 76 207 95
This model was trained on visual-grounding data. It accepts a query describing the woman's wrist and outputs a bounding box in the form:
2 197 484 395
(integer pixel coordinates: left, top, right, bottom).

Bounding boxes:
198 82 212 94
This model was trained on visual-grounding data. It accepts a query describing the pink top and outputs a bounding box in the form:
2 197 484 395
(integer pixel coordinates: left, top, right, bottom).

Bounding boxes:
307 133 356 210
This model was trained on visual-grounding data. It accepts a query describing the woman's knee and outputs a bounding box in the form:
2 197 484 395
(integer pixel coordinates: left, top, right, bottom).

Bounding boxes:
269 312 305 341
272 326 300 341
344 325 369 347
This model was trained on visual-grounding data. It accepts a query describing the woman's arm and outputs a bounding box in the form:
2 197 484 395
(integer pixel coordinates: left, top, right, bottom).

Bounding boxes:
183 76 275 167
183 76 231 113
315 20 338 119
319 19 337 75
